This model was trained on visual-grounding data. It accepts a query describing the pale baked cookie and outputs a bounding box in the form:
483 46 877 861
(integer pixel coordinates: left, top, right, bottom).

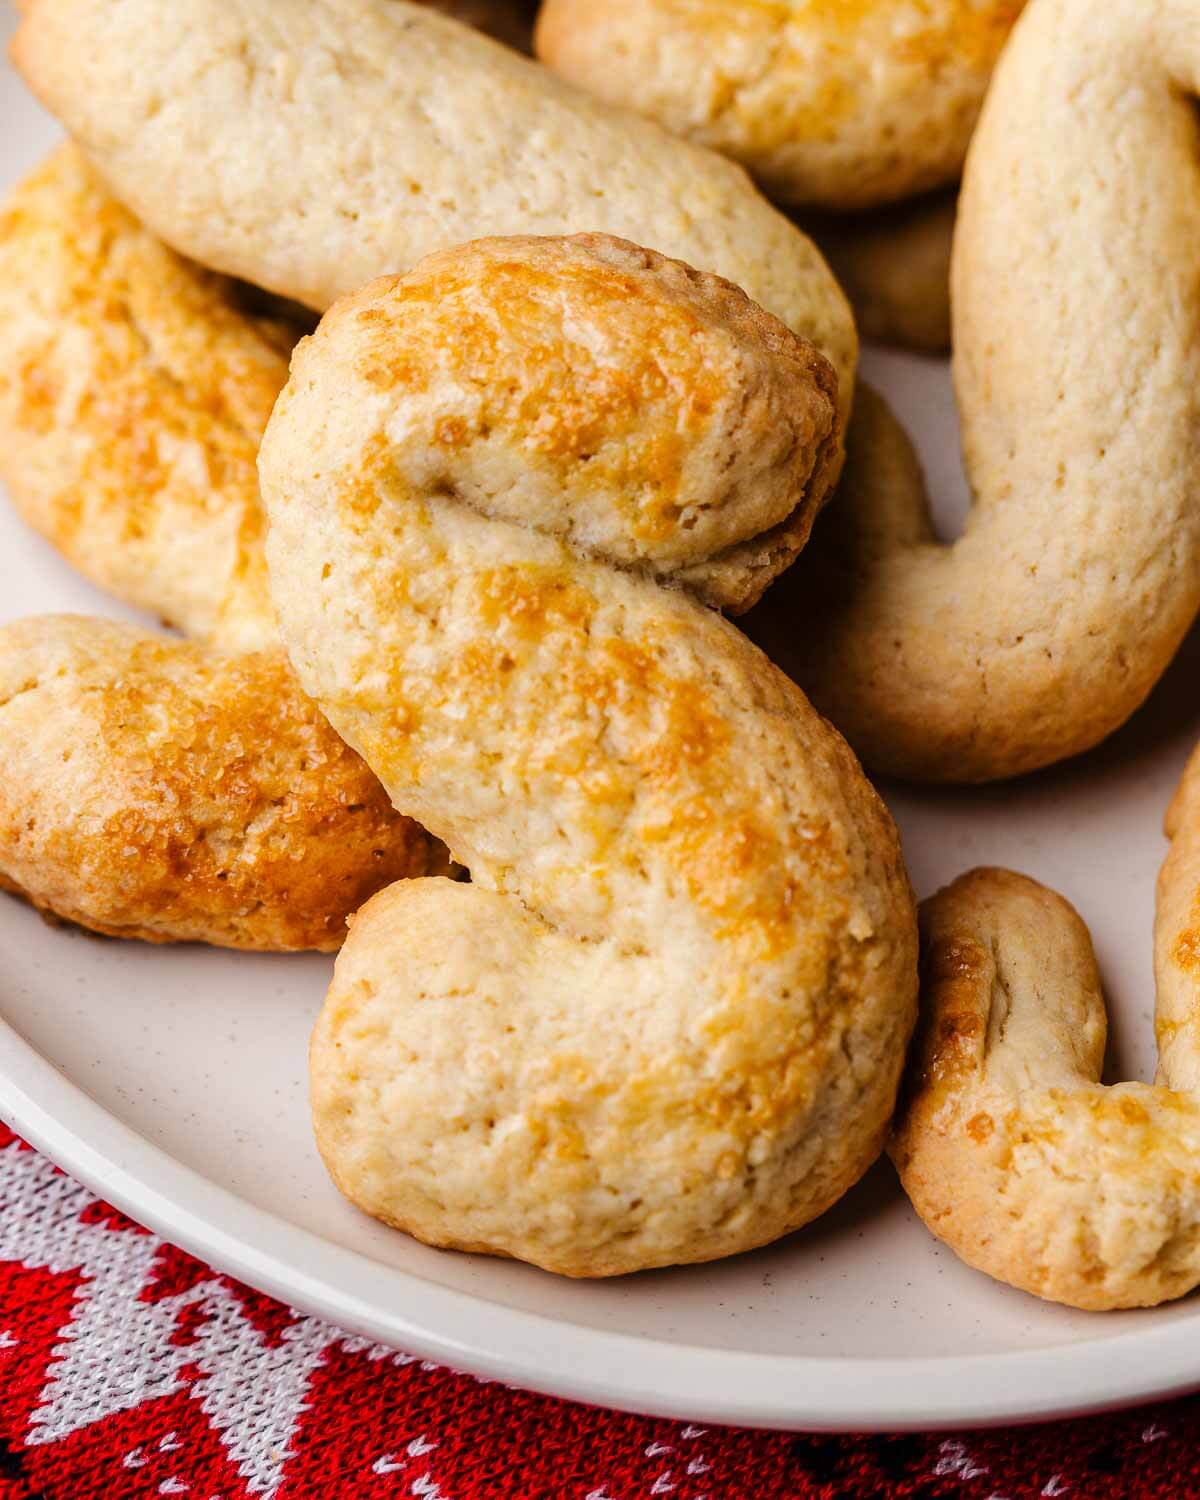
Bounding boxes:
259 234 917 1277
750 0 1200 782
12 0 857 433
0 616 444 951
805 192 955 354
536 1 1022 212
0 145 289 652
891 744 1200 1308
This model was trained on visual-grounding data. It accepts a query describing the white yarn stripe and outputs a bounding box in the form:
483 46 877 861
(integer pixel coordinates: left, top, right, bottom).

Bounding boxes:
0 1139 418 1497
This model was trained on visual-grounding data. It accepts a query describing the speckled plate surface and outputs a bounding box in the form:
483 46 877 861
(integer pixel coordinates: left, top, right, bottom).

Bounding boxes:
3 32 1200 1432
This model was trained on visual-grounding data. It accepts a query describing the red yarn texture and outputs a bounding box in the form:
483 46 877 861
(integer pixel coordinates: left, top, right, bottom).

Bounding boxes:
0 1121 1193 1499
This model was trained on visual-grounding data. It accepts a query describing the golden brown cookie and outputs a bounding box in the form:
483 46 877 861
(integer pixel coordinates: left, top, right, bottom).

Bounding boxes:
0 616 444 951
260 234 917 1277
535 1 1022 211
0 145 289 651
891 744 1200 1309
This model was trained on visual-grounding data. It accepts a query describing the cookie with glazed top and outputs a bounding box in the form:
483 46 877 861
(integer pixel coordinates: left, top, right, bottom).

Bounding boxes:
0 616 445 951
259 234 917 1276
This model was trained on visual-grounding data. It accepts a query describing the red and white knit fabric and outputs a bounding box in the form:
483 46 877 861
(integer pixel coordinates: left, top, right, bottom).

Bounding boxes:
0 1122 1194 1500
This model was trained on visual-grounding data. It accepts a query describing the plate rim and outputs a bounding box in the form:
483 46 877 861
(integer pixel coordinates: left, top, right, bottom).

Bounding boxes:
2 1008 1198 1433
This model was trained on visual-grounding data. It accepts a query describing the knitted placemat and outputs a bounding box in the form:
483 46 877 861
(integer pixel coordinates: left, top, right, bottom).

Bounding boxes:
0 1124 1191 1499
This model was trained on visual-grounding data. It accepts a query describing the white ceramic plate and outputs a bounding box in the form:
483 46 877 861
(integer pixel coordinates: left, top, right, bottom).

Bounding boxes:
4 36 1200 1435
